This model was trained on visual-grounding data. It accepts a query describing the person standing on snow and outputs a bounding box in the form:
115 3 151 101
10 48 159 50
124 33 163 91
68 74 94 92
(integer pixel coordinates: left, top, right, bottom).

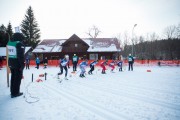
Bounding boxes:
66 54 70 69
43 57 48 69
7 33 25 98
58 55 69 80
72 54 78 71
35 57 40 69
88 60 98 74
117 55 124 71
109 60 116 72
128 54 134 71
100 60 108 74
79 59 88 77
25 56 30 69
117 60 123 71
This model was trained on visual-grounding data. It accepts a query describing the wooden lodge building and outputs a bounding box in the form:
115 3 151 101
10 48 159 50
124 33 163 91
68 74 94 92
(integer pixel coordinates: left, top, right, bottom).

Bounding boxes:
32 34 121 60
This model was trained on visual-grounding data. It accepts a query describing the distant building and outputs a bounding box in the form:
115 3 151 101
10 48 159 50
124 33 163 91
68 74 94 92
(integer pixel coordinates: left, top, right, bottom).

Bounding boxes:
32 34 121 60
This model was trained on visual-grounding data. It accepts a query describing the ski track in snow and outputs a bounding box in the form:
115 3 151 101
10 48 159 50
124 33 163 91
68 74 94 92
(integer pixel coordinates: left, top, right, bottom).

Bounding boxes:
68 77 180 109
67 79 180 111
42 83 130 120
40 67 180 120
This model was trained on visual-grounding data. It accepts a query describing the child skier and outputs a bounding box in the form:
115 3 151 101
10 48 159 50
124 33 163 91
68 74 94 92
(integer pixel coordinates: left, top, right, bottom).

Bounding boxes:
100 60 108 74
79 59 88 77
109 60 116 72
117 55 123 71
58 55 69 80
117 60 123 71
88 60 98 74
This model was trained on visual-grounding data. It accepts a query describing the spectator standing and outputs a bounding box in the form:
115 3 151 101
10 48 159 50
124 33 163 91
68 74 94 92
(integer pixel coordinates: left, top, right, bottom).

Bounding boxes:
43 57 48 69
35 57 40 69
25 56 30 69
7 33 25 98
72 54 78 71
128 54 134 71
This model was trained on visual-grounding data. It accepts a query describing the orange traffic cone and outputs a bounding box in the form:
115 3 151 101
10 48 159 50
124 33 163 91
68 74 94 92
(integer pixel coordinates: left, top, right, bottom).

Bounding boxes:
39 74 44 77
36 79 43 82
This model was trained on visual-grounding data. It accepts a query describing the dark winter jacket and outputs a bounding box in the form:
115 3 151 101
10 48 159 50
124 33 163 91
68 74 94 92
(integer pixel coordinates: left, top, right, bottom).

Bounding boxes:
36 58 40 64
72 55 78 63
43 58 48 64
128 56 134 63
90 61 98 67
7 33 25 70
25 57 30 64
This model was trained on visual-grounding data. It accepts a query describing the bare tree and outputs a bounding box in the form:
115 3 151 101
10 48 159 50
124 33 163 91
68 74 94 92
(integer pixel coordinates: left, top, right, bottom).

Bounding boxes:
116 33 123 48
163 25 177 39
86 25 101 38
122 31 131 57
123 31 130 45
176 23 180 39
149 33 159 59
136 36 145 59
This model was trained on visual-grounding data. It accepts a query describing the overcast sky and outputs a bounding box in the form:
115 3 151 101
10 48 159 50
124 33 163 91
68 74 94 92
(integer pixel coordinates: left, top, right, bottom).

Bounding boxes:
0 0 180 40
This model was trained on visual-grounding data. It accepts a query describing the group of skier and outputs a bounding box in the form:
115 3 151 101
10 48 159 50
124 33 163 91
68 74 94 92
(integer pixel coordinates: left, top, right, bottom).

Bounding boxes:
57 53 134 80
25 53 134 80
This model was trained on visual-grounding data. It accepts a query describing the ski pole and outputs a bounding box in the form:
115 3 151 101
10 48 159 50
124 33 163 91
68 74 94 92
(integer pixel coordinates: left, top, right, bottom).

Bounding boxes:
32 73 33 82
45 72 47 80
22 76 26 98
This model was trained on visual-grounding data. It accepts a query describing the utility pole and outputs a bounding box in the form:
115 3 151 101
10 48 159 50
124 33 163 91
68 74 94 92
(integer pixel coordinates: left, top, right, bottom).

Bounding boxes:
132 24 137 57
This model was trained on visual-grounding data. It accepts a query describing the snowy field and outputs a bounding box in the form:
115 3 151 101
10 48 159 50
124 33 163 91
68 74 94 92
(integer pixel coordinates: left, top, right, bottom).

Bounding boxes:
0 65 180 120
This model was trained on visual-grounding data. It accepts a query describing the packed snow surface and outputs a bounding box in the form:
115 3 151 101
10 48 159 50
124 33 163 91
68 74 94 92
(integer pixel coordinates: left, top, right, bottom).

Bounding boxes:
0 65 180 120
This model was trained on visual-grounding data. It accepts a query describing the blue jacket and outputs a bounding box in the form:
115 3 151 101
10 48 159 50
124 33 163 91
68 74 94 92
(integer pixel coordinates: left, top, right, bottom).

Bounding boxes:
60 58 68 67
80 61 88 67
36 58 40 64
25 57 30 64
90 61 98 67
117 61 123 66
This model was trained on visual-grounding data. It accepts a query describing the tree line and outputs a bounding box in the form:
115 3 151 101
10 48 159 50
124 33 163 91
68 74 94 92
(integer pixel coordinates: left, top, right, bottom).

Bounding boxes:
122 38 180 60
118 24 180 60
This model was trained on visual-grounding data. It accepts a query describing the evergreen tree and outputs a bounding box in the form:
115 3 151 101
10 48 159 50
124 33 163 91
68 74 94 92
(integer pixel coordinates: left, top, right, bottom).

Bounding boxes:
21 6 40 48
0 24 9 47
6 22 13 40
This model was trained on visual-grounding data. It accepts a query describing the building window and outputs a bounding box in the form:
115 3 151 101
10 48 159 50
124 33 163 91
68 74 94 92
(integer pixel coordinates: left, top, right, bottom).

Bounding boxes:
100 56 105 60
89 54 98 60
75 44 78 47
